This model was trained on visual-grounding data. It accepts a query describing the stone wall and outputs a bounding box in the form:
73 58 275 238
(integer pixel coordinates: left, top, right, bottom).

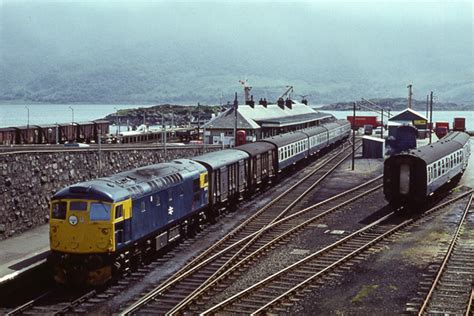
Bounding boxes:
0 146 218 240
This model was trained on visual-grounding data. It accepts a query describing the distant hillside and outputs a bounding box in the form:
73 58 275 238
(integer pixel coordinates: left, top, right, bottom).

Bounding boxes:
1 2 473 105
319 98 474 111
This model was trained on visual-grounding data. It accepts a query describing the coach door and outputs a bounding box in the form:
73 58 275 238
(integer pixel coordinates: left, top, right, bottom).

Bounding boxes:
220 166 228 202
399 164 410 195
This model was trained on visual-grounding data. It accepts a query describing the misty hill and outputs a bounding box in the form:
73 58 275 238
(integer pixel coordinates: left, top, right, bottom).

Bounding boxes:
0 2 472 105
320 98 472 111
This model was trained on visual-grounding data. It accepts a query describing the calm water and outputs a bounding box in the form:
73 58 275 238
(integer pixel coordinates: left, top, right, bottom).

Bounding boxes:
1 104 473 131
331 110 474 131
0 103 155 128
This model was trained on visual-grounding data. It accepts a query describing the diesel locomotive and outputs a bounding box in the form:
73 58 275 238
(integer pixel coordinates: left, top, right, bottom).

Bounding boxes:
48 120 351 286
384 131 470 205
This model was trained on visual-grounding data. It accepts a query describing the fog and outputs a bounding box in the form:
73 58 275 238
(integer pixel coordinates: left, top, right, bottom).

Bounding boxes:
0 0 472 104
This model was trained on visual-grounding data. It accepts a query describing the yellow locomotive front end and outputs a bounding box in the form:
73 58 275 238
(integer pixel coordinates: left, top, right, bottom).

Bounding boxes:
49 196 131 286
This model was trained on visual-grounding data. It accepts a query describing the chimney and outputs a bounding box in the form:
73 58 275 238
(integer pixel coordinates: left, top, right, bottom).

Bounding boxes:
277 98 285 109
246 95 255 108
285 98 292 109
262 98 268 108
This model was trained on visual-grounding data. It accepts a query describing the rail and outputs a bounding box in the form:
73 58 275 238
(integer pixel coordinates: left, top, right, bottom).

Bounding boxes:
202 190 473 315
418 194 474 315
120 140 360 315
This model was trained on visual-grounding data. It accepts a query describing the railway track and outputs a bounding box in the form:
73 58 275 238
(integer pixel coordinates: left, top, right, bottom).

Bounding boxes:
164 178 383 314
199 190 473 315
417 194 474 315
4 139 356 315
5 290 95 315
120 140 361 314
0 143 217 155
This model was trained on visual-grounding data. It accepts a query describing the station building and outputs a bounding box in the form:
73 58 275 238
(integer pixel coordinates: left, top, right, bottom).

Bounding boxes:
202 100 334 145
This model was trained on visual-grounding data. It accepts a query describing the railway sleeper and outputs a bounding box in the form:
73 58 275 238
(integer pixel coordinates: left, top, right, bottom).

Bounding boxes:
224 306 257 314
431 293 470 302
427 306 467 314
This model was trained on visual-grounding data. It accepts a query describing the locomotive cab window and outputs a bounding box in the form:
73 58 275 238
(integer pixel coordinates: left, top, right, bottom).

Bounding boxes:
51 201 67 220
70 201 87 211
115 204 123 219
90 202 111 221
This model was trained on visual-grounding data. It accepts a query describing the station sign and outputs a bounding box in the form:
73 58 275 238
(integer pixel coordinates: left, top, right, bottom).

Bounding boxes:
413 120 427 125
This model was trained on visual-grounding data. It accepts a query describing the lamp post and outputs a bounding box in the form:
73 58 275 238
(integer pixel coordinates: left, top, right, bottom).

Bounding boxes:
352 102 356 171
68 106 74 124
25 105 30 128
114 107 119 136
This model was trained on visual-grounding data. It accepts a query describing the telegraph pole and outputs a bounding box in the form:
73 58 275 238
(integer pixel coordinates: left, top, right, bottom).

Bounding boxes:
352 102 356 171
98 129 102 177
407 83 413 109
429 91 433 144
426 94 429 119
233 92 238 148
381 109 384 139
164 115 167 160
197 102 201 142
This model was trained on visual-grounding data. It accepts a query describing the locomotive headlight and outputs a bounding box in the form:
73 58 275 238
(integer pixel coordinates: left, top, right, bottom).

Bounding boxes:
101 228 109 235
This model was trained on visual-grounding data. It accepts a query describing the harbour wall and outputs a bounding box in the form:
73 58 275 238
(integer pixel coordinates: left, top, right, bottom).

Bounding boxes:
0 146 218 240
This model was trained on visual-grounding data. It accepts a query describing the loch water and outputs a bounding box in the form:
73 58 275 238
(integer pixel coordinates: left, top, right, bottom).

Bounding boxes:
1 104 474 131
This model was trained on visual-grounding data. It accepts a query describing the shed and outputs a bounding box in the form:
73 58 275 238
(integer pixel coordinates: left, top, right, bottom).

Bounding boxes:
388 108 428 133
362 136 385 158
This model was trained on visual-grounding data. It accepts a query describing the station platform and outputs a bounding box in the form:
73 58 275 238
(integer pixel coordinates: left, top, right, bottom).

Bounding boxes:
0 224 49 285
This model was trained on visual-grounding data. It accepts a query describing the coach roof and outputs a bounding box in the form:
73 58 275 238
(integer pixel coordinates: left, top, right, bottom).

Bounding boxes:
403 132 469 165
192 149 250 170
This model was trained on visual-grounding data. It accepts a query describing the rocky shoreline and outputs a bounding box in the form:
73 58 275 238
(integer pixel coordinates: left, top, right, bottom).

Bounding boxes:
319 97 472 111
104 104 223 127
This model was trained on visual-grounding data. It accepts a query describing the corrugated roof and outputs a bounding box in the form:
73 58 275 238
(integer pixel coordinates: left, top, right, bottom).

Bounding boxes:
203 100 329 130
202 108 261 130
388 108 427 121
257 112 333 127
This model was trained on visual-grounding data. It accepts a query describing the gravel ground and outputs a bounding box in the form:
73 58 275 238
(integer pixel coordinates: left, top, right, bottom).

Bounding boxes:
288 188 472 315
199 159 385 310
92 146 359 313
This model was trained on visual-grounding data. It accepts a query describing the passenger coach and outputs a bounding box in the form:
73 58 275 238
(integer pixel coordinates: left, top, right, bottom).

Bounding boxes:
384 131 470 204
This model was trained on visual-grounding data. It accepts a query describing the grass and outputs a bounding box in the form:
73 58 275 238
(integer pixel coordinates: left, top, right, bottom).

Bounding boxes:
351 284 379 303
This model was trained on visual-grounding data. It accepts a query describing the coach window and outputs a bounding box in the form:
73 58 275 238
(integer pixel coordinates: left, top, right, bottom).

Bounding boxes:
51 201 67 220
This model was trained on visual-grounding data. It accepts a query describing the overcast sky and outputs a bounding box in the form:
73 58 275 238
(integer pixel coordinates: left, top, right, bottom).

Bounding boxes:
0 0 472 103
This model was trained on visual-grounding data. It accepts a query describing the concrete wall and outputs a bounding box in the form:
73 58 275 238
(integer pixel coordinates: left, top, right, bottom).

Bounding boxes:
0 147 218 240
